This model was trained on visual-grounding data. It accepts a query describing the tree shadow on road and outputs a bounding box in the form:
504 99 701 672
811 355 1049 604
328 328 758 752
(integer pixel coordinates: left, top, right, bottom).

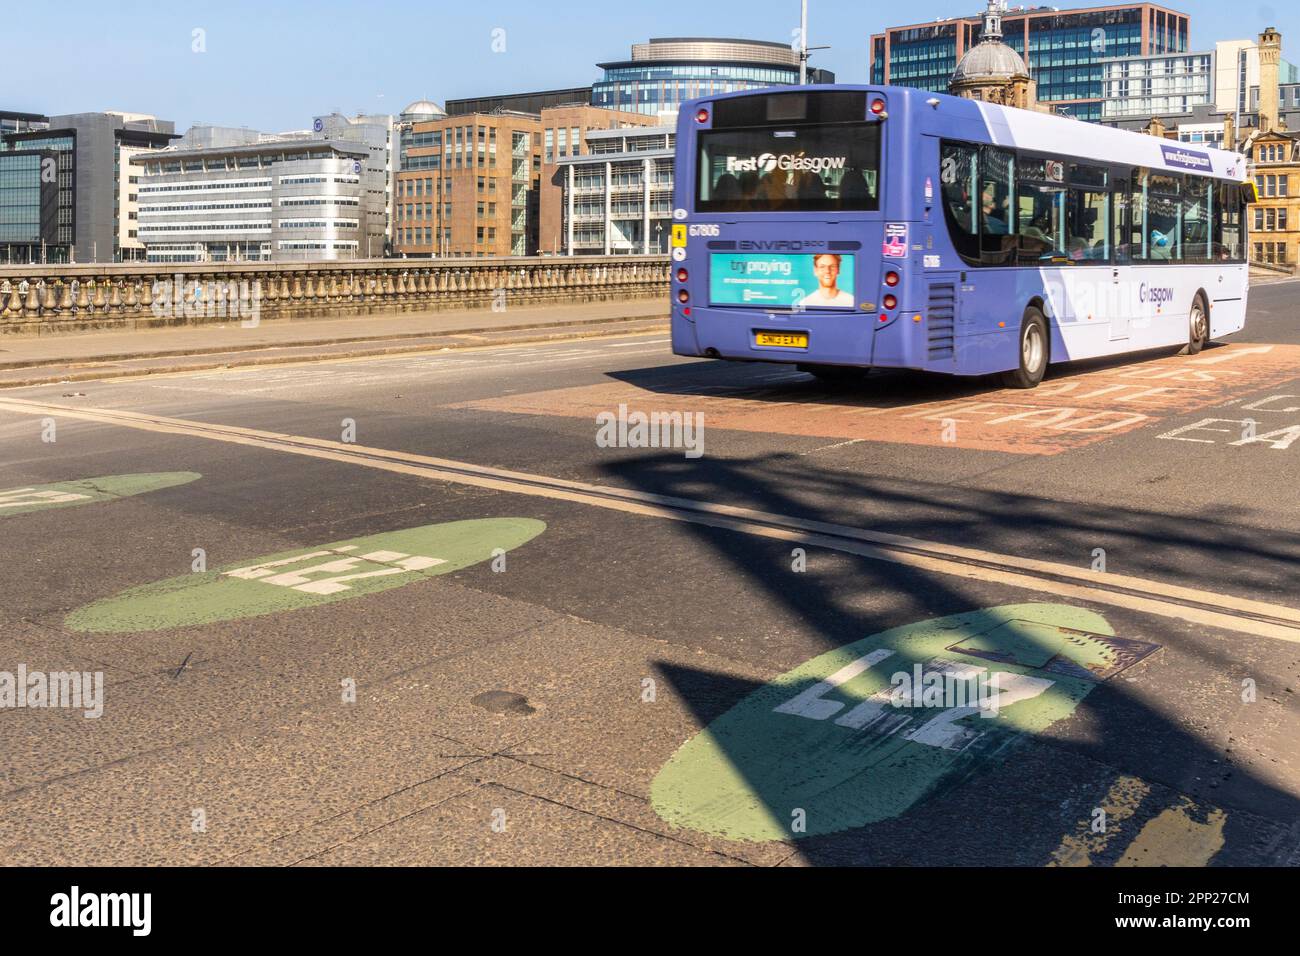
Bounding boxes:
601 449 1300 867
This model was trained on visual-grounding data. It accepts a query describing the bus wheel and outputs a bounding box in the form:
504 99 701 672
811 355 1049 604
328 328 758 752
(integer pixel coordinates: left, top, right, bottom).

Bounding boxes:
1185 295 1210 355
1001 308 1049 389
798 364 868 387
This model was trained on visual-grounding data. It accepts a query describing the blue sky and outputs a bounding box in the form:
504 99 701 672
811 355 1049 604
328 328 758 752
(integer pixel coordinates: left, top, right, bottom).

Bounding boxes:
4 0 1294 132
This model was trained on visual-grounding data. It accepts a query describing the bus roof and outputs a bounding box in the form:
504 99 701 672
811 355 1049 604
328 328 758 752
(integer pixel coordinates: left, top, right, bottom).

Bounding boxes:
681 85 1250 183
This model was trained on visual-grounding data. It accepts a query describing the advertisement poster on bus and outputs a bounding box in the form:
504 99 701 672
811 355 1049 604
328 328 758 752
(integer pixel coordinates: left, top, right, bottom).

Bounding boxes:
710 253 857 309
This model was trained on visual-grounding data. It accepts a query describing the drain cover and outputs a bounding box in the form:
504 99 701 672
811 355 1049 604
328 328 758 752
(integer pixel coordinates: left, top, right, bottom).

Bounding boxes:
948 619 1159 681
471 691 536 716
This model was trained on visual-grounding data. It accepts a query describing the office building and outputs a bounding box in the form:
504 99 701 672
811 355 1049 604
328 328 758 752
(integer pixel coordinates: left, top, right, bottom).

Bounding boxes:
1213 37 1300 116
537 104 659 255
1101 50 1212 118
1 110 49 136
871 3 1189 121
394 108 540 257
0 147 64 264
0 112 176 262
132 138 382 263
592 37 833 117
552 125 675 256
312 112 397 254
446 89 594 117
1104 31 1300 141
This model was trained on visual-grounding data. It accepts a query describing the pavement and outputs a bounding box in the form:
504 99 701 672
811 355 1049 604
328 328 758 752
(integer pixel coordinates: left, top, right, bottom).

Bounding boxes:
0 279 1297 866
0 298 668 388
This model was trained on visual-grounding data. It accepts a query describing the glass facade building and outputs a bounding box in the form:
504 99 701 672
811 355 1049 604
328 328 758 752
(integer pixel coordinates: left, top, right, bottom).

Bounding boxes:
593 38 834 116
0 110 49 136
1 113 175 262
1101 50 1212 118
0 149 62 263
870 4 1190 122
0 133 75 257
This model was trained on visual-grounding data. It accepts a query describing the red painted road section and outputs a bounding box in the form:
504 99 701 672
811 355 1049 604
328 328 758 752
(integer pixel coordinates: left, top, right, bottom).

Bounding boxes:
459 344 1300 456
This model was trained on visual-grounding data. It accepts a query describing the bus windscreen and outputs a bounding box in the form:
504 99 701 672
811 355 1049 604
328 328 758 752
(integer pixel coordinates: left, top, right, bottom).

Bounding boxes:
696 125 881 214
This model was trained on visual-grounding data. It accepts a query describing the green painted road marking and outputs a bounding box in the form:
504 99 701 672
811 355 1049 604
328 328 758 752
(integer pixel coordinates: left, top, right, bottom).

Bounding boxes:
0 473 201 517
67 518 546 633
651 604 1142 843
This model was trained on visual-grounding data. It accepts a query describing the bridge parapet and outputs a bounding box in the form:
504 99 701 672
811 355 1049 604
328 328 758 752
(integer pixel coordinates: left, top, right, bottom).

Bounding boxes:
0 256 671 335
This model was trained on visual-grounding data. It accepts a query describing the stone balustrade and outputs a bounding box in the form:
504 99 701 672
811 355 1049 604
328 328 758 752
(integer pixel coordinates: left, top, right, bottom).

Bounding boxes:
0 256 671 335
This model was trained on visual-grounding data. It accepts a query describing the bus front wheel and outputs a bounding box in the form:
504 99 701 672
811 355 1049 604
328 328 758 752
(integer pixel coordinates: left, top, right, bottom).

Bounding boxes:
1001 308 1050 390
1185 294 1210 355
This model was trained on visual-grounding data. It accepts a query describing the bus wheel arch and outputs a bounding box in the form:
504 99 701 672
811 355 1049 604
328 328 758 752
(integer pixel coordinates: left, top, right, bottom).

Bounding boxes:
1001 305 1051 390
1185 291 1211 355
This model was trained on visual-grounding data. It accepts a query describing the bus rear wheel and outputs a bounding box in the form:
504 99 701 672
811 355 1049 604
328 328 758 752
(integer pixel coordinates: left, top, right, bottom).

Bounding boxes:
1185 294 1210 355
1001 308 1050 390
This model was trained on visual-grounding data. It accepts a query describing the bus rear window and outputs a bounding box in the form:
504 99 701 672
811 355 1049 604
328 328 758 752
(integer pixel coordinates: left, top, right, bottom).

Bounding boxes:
697 125 881 213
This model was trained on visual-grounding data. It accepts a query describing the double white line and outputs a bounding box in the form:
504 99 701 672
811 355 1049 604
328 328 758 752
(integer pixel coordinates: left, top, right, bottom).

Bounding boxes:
4 396 1300 644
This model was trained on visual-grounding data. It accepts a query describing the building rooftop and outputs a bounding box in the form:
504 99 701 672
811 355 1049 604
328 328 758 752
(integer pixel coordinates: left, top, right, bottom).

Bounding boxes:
601 36 801 70
952 1 1031 84
400 99 446 121
129 139 369 165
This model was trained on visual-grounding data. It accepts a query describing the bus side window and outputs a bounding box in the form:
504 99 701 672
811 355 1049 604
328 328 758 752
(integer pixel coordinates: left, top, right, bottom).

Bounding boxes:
939 141 979 263
1129 170 1150 262
1065 188 1109 263
1216 181 1245 261
1144 173 1183 262
1182 176 1212 263
980 146 1016 265
1113 185 1132 265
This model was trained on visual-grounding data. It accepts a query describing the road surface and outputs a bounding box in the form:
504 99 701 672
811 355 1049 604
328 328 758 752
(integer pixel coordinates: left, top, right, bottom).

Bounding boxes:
1 280 1298 866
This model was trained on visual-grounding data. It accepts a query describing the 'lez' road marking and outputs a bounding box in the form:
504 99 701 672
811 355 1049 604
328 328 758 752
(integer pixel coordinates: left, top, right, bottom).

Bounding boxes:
4 397 1299 644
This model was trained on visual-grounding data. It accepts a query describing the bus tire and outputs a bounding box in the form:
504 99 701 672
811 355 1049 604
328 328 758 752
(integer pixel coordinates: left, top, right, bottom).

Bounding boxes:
1001 308 1049 390
1185 294 1210 355
798 364 868 387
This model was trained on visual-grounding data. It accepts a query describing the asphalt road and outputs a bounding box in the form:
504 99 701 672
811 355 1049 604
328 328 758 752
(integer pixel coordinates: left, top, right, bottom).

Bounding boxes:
1 279 1298 866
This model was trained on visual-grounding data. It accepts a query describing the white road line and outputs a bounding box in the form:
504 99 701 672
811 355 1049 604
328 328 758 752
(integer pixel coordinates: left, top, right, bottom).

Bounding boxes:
4 396 1300 646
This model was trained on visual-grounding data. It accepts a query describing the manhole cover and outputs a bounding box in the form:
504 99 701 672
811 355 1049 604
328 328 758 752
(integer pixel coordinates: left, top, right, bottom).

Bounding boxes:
948 620 1159 681
471 691 536 716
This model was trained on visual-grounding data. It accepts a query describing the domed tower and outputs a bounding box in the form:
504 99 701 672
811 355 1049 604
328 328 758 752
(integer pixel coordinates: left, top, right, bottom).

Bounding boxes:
949 0 1038 111
399 99 446 124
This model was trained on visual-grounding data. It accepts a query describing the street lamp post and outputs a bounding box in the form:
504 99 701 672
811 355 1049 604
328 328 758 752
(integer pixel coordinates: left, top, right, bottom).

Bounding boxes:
798 0 831 85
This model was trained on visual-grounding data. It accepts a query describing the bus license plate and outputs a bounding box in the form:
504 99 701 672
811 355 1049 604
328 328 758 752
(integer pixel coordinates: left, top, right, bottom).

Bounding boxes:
755 331 809 349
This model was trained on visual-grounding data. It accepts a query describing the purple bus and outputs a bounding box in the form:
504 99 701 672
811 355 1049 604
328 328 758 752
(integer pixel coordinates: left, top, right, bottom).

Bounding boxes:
670 85 1253 388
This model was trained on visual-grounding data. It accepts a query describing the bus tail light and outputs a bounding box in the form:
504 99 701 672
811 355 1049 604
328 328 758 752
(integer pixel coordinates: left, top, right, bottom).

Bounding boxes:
677 290 690 304
883 294 898 310
884 271 900 287
676 268 689 282
870 99 887 116
696 108 710 124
